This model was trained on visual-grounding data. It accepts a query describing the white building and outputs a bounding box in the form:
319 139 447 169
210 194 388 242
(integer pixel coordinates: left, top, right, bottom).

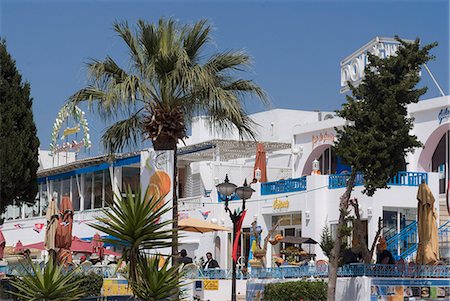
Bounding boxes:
1 96 448 268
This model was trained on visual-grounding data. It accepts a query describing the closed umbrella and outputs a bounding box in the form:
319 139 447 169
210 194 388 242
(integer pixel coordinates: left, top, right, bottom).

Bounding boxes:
253 143 267 182
416 182 439 265
0 229 5 259
55 196 74 249
44 198 58 251
55 196 74 265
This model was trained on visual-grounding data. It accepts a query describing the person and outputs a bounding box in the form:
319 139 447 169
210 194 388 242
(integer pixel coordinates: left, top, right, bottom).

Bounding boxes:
203 252 219 269
177 249 193 265
79 255 87 264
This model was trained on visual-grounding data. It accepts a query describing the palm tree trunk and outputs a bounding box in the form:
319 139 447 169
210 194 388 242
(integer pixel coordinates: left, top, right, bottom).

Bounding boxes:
327 171 356 301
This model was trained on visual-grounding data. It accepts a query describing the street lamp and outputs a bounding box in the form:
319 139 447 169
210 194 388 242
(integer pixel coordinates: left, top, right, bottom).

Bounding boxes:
216 174 254 301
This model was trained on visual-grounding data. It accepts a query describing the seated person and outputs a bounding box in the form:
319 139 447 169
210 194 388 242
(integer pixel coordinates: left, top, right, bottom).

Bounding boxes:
177 249 193 265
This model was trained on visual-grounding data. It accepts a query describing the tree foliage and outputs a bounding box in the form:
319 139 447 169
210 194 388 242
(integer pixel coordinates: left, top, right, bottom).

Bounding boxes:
334 37 437 196
69 18 268 152
0 39 40 215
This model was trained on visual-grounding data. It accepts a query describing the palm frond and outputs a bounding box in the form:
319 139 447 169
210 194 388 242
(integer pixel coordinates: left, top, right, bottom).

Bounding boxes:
129 254 183 301
101 111 144 153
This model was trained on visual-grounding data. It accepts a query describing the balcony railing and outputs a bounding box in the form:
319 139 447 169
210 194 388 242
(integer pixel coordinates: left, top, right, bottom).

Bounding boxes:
261 177 307 195
184 264 450 279
328 171 428 189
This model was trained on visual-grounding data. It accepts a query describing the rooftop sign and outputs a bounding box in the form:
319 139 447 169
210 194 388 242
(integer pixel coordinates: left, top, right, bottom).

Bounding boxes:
340 37 410 93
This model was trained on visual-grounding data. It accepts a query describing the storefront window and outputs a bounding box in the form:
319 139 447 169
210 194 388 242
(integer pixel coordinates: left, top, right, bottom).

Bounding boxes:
93 171 103 208
84 173 93 210
104 169 113 206
71 176 80 211
122 166 140 194
61 177 70 200
292 214 301 225
40 183 49 216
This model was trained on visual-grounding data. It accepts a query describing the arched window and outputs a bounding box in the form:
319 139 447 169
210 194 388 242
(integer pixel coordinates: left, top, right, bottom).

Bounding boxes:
317 147 337 175
432 130 449 194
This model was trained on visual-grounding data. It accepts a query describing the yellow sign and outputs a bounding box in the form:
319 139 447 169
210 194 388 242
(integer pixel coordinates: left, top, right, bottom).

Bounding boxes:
273 198 289 209
204 279 219 290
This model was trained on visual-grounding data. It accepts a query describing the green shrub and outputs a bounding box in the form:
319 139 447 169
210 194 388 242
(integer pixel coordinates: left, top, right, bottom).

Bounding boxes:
263 280 327 301
72 273 103 298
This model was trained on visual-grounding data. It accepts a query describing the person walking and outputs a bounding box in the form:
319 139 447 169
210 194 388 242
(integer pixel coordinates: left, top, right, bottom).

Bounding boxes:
177 249 193 265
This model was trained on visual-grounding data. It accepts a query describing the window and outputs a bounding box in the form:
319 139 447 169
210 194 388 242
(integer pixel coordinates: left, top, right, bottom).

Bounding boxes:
40 183 49 216
104 169 113 206
84 173 93 210
93 171 104 208
318 147 337 175
122 166 140 194
71 176 80 211
52 179 61 205
61 178 71 200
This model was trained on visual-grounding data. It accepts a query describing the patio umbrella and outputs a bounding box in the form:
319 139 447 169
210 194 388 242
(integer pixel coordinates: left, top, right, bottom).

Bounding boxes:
0 229 5 259
253 143 268 182
44 198 58 251
416 182 439 265
178 217 230 233
91 232 104 258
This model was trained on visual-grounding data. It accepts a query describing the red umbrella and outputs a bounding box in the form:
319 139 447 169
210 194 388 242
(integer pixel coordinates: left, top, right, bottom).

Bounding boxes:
14 240 24 254
91 232 104 258
0 230 5 259
253 143 268 182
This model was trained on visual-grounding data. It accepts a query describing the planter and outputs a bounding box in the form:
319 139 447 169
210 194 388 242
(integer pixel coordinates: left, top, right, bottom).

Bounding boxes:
253 250 266 259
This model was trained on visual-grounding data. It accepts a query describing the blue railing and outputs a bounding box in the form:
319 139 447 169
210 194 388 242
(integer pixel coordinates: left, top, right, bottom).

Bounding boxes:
187 264 450 279
328 171 428 189
261 177 307 195
386 220 450 261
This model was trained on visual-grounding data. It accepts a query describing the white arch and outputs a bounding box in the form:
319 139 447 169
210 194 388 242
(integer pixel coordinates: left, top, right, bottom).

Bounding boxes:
417 122 449 172
302 143 333 176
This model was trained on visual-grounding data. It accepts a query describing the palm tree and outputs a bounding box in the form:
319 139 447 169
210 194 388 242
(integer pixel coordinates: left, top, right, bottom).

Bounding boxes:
130 254 184 301
69 18 268 258
90 188 174 283
8 258 85 301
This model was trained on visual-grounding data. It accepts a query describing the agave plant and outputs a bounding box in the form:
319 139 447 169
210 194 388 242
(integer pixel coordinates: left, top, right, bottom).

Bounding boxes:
90 187 174 283
8 258 84 301
130 254 183 301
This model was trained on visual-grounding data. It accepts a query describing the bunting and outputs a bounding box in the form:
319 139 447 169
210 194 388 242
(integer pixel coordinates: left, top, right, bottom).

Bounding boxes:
33 223 45 233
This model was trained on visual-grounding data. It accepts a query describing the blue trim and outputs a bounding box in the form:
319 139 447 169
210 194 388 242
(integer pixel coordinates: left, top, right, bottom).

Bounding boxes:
37 155 141 183
328 171 428 189
113 155 140 167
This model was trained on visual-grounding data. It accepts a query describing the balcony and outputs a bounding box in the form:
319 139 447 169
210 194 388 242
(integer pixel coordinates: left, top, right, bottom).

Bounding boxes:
261 177 307 195
328 171 428 189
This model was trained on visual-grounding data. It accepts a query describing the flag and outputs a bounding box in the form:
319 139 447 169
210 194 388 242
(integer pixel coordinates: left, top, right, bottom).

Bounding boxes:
33 223 45 233
14 224 23 229
232 210 247 262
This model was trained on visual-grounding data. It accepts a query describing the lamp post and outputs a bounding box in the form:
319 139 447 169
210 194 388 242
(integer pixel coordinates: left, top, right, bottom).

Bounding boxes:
216 174 254 301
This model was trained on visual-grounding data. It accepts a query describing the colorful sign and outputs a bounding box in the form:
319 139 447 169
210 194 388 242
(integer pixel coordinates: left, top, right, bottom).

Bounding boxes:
204 280 219 290
102 279 133 296
50 103 91 154
273 198 289 210
370 278 450 301
312 132 335 148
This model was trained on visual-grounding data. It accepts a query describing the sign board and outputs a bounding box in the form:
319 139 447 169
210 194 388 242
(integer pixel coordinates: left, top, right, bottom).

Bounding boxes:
204 279 219 290
340 37 412 93
273 198 289 210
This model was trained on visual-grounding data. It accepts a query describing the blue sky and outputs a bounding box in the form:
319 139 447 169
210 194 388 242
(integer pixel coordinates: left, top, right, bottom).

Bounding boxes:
1 0 449 155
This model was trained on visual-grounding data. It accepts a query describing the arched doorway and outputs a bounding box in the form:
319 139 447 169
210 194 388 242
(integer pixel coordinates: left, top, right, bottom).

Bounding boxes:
302 145 348 175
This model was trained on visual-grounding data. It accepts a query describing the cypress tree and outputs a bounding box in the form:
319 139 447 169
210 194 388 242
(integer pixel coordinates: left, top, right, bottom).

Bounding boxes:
0 39 40 216
327 37 437 301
